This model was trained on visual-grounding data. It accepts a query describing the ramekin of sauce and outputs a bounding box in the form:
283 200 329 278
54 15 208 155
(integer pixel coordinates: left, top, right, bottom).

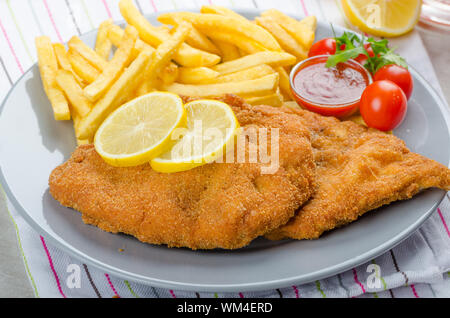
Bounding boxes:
290 55 372 118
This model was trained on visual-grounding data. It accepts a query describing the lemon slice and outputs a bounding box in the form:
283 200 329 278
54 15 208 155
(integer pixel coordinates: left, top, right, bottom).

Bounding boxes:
151 99 239 173
94 92 186 167
341 0 421 37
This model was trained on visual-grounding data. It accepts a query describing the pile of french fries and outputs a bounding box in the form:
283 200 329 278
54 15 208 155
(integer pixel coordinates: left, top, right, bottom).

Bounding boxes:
35 0 316 145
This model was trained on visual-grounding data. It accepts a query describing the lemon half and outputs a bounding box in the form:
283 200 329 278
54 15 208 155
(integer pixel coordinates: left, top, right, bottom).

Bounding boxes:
341 0 422 37
151 99 239 173
94 92 186 167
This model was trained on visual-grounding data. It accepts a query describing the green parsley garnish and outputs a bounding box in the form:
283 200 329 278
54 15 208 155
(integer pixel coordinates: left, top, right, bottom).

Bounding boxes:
326 31 408 74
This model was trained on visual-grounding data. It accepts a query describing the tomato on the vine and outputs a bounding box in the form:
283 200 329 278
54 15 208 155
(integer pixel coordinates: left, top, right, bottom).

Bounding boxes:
360 80 407 131
374 64 413 100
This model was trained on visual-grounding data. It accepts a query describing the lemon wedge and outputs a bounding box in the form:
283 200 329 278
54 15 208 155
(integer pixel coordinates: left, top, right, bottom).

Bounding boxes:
151 99 239 173
341 0 422 37
94 92 186 167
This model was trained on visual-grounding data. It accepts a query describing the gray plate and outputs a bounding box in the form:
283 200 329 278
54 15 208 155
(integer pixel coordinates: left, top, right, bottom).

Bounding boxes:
0 9 449 292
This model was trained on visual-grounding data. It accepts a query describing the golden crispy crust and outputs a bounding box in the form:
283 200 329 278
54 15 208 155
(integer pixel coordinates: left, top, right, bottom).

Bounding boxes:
266 106 450 240
49 95 315 249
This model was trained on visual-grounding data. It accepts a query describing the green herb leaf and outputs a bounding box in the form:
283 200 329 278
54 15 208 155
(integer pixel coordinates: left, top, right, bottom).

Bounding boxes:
335 31 361 51
325 29 408 74
376 49 408 71
326 46 366 68
367 38 389 55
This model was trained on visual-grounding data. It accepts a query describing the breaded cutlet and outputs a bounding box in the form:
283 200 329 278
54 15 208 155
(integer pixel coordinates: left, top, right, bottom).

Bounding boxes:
49 95 315 249
266 106 450 240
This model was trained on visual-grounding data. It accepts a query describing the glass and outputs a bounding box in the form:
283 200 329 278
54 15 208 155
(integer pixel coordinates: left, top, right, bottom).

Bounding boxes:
420 0 450 31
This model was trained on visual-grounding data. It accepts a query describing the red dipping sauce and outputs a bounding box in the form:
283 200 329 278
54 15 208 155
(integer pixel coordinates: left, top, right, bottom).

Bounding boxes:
290 55 372 118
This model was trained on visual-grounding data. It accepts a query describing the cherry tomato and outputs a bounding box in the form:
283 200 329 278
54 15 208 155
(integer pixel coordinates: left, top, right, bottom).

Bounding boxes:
308 38 337 57
354 43 375 66
374 64 413 100
360 80 407 131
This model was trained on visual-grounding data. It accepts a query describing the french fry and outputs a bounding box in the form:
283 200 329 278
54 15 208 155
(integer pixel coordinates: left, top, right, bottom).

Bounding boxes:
76 138 90 145
282 101 302 110
119 0 162 47
84 25 138 102
53 43 86 87
210 64 275 83
158 12 282 52
164 73 279 98
200 5 266 54
108 25 180 86
35 36 70 120
208 32 265 55
156 25 171 33
212 51 296 75
119 0 220 67
255 16 307 60
347 115 395 134
261 10 316 49
139 22 190 94
159 62 179 85
135 80 151 97
45 88 70 120
167 39 220 68
95 19 113 60
183 22 221 55
108 24 150 50
107 24 154 60
155 15 220 55
212 40 240 62
56 69 92 117
77 49 152 140
177 66 220 84
72 111 91 145
68 36 108 71
275 66 294 101
36 36 58 71
134 78 165 98
200 5 250 23
297 15 317 48
245 92 283 107
68 49 100 84
133 39 152 57
347 114 367 126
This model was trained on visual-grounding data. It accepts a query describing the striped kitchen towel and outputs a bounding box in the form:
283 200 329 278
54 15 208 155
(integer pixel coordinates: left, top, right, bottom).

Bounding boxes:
0 0 449 298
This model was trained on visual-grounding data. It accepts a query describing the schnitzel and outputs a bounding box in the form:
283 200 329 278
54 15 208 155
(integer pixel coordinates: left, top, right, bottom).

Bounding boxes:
266 106 450 240
49 95 315 249
49 94 450 248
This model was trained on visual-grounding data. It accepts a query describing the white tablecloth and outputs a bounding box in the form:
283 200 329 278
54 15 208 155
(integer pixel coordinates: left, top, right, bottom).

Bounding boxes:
0 0 449 298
